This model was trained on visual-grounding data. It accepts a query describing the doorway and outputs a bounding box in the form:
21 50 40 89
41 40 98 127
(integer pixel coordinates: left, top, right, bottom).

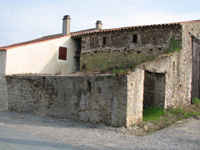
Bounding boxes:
143 71 166 108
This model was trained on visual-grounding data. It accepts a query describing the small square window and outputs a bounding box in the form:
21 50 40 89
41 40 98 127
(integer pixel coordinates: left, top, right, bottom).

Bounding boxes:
132 34 138 43
59 47 67 60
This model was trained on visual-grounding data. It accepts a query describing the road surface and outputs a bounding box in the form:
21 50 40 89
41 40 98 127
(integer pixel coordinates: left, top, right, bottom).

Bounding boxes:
0 111 199 150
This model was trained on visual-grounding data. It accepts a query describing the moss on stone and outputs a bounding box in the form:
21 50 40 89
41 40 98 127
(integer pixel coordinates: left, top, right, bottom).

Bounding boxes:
80 51 156 73
168 36 182 53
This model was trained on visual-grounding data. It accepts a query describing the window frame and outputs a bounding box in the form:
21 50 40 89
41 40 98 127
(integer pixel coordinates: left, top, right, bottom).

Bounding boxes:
58 46 67 61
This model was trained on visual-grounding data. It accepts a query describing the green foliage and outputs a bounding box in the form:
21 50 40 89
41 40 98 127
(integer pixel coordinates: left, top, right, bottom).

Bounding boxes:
168 107 200 119
143 107 165 121
168 36 181 53
143 105 200 122
141 104 200 134
192 97 200 105
168 108 191 119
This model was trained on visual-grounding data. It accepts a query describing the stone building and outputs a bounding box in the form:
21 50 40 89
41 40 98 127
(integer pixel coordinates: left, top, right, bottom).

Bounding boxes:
0 15 200 127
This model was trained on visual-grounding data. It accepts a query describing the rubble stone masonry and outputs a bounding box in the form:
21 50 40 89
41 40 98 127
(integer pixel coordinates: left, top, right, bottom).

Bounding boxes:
6 69 144 127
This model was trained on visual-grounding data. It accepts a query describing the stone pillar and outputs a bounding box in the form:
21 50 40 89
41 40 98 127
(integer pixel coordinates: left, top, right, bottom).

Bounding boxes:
126 69 144 127
0 50 8 111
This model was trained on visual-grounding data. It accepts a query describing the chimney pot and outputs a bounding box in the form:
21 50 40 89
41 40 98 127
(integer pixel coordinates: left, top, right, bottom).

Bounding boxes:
63 15 71 20
96 20 103 30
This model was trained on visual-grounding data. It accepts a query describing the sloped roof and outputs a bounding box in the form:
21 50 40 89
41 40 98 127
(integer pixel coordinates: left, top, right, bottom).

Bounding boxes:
0 34 65 50
71 19 200 37
1 19 200 50
71 23 179 37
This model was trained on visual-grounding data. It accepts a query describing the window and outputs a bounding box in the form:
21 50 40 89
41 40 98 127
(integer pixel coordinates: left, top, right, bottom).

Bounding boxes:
103 37 107 46
58 47 67 60
132 34 138 43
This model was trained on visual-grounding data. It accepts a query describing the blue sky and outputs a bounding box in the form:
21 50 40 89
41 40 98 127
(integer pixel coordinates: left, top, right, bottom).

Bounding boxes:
1 0 200 46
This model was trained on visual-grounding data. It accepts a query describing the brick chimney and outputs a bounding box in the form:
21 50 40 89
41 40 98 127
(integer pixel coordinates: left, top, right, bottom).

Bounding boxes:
96 20 103 30
63 15 71 35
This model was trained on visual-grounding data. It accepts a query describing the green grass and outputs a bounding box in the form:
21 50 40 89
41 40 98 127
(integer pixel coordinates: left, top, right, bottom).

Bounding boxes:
192 97 200 105
142 104 200 131
168 108 195 119
143 107 165 121
143 106 200 123
80 51 156 74
134 102 200 135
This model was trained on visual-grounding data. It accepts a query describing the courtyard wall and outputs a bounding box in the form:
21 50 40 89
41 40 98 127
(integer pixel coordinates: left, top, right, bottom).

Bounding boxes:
6 70 144 127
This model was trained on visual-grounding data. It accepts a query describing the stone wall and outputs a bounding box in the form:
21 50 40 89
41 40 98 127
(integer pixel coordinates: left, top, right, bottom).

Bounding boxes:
139 52 182 108
79 25 182 72
133 22 200 109
0 50 8 111
6 71 144 127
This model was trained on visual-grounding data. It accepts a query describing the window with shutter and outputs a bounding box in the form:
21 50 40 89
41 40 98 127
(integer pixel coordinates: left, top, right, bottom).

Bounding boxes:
59 47 67 60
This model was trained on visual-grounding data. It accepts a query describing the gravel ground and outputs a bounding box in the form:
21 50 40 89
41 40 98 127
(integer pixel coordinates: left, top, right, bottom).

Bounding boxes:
0 111 200 150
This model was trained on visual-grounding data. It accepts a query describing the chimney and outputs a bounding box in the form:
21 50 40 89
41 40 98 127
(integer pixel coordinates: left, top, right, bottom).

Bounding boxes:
63 15 71 35
96 20 103 30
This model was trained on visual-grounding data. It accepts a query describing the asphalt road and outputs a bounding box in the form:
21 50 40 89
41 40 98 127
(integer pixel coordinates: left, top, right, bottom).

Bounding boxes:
0 111 200 150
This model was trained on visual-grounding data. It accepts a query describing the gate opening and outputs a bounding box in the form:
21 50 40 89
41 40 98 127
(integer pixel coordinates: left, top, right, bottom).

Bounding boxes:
143 71 166 109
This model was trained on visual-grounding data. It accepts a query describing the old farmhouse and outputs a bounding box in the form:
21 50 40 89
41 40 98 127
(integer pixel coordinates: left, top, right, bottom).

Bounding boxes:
0 15 200 127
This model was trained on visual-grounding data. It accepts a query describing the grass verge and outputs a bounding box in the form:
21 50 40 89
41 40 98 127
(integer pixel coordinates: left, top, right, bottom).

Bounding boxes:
134 98 200 135
143 107 165 121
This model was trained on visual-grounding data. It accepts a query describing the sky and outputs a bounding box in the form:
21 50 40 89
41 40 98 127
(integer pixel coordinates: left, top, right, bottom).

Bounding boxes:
0 0 200 46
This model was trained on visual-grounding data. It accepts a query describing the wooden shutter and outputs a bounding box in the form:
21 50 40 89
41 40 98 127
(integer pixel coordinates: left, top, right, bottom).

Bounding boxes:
59 47 67 60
